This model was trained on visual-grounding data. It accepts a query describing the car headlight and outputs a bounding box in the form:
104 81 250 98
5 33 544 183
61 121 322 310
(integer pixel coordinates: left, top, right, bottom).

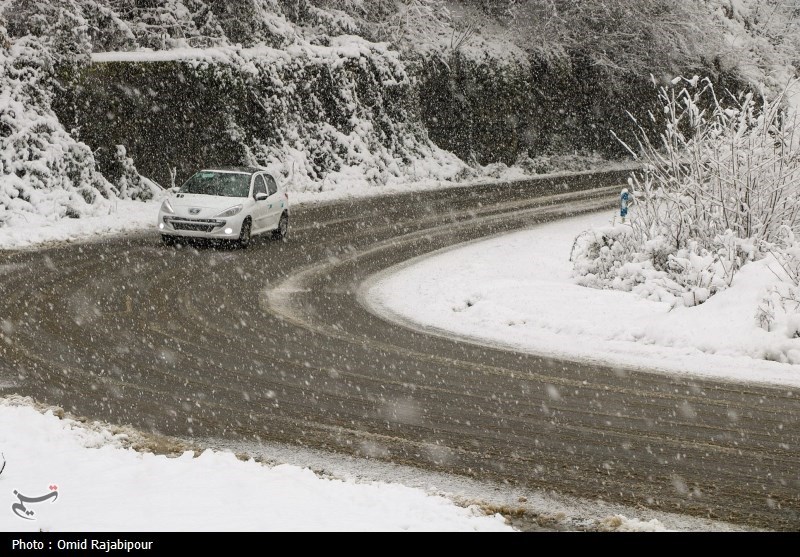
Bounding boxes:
214 205 243 218
160 199 175 214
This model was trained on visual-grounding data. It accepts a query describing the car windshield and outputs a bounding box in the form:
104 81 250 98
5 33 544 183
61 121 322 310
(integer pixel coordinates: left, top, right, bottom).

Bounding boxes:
179 171 251 197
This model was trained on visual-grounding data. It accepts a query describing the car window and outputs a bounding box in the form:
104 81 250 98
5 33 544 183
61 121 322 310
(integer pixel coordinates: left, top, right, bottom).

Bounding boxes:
179 172 251 198
265 174 278 196
254 175 267 197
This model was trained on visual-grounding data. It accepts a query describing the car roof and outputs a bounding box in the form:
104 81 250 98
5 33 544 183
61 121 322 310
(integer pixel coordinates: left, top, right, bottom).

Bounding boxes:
199 166 266 175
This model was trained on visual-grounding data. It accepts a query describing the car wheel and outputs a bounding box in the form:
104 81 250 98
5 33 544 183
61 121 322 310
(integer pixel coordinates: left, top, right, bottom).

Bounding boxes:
161 234 175 247
272 212 288 242
238 218 252 249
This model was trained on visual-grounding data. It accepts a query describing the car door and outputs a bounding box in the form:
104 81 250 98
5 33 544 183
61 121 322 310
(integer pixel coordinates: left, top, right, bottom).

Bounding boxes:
264 173 282 229
252 174 270 233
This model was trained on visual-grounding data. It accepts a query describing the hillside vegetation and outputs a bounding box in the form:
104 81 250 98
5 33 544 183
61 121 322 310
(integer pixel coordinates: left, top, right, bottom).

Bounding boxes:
0 0 798 226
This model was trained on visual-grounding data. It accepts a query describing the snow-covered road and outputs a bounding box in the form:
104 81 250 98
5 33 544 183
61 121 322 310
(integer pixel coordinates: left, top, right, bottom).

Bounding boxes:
0 177 792 530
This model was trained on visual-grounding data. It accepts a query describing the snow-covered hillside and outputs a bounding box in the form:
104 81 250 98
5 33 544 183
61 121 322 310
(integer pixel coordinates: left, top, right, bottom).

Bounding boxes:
0 0 798 229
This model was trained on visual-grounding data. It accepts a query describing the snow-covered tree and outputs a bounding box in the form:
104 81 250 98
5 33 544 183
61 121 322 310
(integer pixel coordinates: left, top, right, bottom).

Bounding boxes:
0 23 115 226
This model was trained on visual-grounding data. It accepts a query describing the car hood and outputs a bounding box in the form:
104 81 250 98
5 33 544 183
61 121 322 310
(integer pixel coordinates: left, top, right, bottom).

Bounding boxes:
170 194 247 211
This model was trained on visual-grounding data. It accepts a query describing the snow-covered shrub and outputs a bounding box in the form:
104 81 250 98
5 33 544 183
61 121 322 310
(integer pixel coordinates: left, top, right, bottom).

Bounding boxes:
756 227 800 333
512 151 608 175
572 224 743 306
109 0 296 49
571 225 646 291
756 282 800 335
80 1 138 52
106 145 161 201
573 76 800 306
482 162 509 178
706 0 800 96
373 1 451 43
513 151 550 174
618 77 800 253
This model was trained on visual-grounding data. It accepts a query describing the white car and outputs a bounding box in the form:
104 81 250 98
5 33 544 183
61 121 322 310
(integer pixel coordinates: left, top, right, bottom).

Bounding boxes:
158 167 289 248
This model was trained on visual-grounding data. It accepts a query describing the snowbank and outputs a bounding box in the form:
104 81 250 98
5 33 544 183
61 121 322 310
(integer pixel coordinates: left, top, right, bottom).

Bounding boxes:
0 397 511 532
0 199 161 250
365 211 800 387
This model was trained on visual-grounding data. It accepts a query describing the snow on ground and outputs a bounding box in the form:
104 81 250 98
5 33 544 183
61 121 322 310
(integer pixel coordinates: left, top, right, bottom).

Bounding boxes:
2 396 750 531
0 397 510 532
365 211 800 388
0 200 162 250
219 436 751 531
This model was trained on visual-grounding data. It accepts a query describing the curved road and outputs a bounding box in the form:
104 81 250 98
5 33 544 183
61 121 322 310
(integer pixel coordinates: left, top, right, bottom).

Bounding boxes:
1 170 798 530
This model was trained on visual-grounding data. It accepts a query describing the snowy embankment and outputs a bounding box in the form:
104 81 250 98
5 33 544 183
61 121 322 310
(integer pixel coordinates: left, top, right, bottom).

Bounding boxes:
0 200 160 250
6 396 749 531
0 397 510 532
365 211 800 388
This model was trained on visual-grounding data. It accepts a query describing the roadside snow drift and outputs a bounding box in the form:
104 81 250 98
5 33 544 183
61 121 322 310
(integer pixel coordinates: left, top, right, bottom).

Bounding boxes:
0 399 511 532
365 211 800 387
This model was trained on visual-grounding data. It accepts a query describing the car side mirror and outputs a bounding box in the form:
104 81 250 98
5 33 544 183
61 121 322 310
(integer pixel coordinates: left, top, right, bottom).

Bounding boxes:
255 192 268 201
169 187 180 193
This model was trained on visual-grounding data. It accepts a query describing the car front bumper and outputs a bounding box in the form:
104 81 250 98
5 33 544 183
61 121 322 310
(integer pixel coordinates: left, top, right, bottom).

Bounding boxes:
157 212 246 239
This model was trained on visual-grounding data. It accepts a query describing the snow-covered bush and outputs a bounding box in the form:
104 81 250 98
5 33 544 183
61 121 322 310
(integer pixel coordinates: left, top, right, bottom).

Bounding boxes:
756 280 800 336
571 225 645 290
619 77 800 252
573 76 800 307
106 145 161 201
5 0 93 68
755 227 800 334
513 150 607 175
570 224 732 306
0 26 115 226
373 1 451 43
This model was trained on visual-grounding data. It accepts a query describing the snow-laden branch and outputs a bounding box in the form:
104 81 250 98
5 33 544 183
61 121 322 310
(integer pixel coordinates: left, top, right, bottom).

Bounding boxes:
573 77 800 320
